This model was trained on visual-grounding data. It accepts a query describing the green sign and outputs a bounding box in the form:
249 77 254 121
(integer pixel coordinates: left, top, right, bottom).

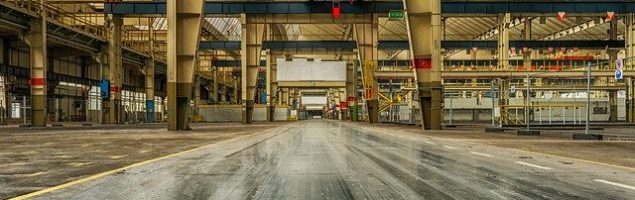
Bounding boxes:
388 10 404 21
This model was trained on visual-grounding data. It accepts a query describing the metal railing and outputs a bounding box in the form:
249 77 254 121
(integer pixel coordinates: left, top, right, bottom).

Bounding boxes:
1 0 162 61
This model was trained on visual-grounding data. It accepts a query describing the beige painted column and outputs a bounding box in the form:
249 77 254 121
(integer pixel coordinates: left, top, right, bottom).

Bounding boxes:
145 58 155 123
627 14 635 122
241 14 265 124
523 18 532 69
497 13 511 70
404 0 443 130
145 18 156 123
27 0 47 127
105 14 123 124
166 0 204 131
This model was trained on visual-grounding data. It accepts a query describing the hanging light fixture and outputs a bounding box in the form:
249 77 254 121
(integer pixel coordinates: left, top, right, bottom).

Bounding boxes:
332 0 341 18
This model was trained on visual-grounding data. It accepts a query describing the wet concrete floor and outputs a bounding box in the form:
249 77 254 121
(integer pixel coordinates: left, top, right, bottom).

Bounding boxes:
18 120 635 199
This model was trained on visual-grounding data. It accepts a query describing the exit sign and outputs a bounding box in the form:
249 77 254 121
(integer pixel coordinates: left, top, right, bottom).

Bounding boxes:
388 10 404 21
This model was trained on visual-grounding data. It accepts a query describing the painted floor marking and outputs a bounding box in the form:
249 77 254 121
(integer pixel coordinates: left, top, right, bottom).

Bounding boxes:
515 161 553 170
109 155 126 159
594 179 635 191
470 151 494 158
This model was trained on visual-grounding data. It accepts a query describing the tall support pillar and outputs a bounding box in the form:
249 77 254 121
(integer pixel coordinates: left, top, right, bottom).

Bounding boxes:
26 1 47 127
608 18 619 121
145 18 156 123
523 18 532 69
212 66 219 102
233 78 239 104
627 14 635 70
404 0 443 130
193 75 201 106
241 14 265 124
104 14 123 124
145 58 155 123
355 14 379 123
628 78 635 122
497 13 511 70
166 0 204 131
627 14 635 122
339 88 347 120
266 50 278 122
346 62 358 121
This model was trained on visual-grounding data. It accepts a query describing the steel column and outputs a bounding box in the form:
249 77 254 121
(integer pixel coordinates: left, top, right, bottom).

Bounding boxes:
355 14 379 123
523 18 532 69
193 75 201 106
212 66 219 102
607 18 619 122
146 18 156 123
346 62 357 121
266 50 278 122
241 14 265 124
145 58 155 123
404 0 443 130
104 14 123 124
629 13 635 122
498 13 511 70
629 78 635 122
628 14 635 70
27 0 47 127
167 0 204 131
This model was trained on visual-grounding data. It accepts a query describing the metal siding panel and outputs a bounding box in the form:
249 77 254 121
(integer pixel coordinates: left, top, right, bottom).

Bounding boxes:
205 4 222 14
288 3 311 14
135 4 157 14
115 4 135 14
224 4 244 14
575 3 597 13
553 3 576 13
531 4 553 13
267 3 288 14
511 3 532 13
441 3 463 14
227 42 241 50
244 3 266 14
489 3 508 14
596 3 617 12
311 3 332 14
297 41 311 49
465 3 487 14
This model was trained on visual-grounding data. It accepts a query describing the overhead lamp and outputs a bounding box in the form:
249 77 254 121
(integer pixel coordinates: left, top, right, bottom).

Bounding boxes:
607 12 616 21
557 12 566 21
332 1 341 18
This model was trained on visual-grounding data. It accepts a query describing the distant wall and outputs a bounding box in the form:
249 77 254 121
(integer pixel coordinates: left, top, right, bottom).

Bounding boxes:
199 105 288 122
277 58 346 81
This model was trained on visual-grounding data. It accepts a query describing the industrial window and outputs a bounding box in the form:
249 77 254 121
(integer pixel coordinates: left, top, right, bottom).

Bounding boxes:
88 86 101 111
155 96 163 113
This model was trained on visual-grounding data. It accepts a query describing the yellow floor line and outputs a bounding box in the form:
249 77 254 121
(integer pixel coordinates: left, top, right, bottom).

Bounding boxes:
10 126 285 200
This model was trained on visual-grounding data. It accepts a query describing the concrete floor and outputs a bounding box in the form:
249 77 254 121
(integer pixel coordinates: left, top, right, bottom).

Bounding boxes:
0 123 287 199
4 120 634 199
